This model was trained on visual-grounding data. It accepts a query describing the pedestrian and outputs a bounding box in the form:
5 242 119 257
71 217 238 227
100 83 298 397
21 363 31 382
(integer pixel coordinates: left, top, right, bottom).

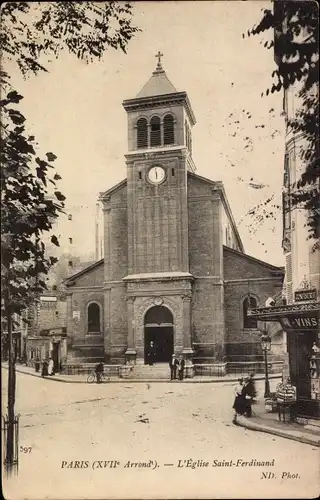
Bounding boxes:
148 341 155 366
35 357 40 373
242 376 253 417
173 355 179 380
169 354 179 380
232 377 245 423
41 360 49 377
178 356 185 381
48 358 54 376
247 372 257 402
95 361 104 384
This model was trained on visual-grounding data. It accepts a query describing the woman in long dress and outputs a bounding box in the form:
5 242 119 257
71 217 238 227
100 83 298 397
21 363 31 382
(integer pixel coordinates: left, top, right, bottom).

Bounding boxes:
232 378 245 423
48 358 54 376
41 360 49 377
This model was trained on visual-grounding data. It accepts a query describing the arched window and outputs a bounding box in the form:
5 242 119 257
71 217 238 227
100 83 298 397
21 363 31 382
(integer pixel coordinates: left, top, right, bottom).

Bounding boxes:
150 116 161 147
243 296 258 329
163 114 174 145
88 303 100 333
137 118 148 148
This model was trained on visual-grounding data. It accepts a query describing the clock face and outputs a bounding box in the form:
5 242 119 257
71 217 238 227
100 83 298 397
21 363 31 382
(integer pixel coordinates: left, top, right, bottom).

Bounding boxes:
147 166 165 184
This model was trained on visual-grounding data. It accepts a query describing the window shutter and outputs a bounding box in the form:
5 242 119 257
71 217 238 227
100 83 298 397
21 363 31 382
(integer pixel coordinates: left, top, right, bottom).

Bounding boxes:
163 114 174 145
137 118 148 148
150 116 161 146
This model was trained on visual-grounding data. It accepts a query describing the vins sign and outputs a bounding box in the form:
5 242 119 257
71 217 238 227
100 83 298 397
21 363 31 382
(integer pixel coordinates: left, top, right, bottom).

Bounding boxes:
295 289 317 302
281 314 319 331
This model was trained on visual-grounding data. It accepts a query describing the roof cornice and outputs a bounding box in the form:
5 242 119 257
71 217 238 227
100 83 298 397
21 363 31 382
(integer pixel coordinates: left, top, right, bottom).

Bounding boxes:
63 259 104 286
122 91 196 125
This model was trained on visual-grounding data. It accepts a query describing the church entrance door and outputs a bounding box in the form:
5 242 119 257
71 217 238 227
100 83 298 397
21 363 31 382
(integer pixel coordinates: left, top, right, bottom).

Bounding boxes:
144 306 174 364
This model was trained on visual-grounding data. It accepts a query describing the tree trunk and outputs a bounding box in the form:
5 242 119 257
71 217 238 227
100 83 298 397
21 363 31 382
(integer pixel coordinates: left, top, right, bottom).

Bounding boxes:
5 288 16 475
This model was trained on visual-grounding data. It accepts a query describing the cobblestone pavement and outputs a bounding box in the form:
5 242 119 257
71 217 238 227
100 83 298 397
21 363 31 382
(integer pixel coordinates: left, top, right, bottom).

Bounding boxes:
2 369 319 499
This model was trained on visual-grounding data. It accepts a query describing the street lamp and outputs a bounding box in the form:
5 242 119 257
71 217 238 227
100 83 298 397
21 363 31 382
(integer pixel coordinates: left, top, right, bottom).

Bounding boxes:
260 327 271 398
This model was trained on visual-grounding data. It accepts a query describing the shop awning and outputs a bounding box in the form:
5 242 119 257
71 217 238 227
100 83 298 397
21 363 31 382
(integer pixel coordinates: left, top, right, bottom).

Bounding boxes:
248 302 320 331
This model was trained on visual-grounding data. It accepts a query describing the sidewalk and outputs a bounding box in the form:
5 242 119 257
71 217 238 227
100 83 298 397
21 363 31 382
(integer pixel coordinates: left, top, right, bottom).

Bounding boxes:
2 362 282 384
236 398 320 447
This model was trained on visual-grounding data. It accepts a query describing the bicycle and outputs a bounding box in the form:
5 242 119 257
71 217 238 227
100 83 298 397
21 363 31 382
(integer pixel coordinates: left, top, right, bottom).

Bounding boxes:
87 370 110 384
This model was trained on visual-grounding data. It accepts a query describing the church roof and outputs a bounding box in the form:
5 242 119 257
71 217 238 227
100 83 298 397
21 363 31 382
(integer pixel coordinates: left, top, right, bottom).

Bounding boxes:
223 246 285 274
63 259 104 286
136 57 178 98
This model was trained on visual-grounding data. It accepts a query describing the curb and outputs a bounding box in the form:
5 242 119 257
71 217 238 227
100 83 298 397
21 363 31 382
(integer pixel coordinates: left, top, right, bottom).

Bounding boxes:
236 416 320 447
2 365 282 385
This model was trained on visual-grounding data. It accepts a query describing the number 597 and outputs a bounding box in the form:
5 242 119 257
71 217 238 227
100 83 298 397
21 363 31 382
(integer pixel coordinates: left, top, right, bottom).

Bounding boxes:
20 446 32 453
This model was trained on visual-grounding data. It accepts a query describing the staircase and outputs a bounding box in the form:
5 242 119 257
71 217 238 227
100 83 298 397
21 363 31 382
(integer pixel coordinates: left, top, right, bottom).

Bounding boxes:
304 419 320 433
127 363 171 380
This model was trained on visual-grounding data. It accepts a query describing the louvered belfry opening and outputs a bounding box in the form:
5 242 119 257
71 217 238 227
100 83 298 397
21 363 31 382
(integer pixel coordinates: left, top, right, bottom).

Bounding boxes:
150 116 161 146
137 117 148 148
163 114 174 145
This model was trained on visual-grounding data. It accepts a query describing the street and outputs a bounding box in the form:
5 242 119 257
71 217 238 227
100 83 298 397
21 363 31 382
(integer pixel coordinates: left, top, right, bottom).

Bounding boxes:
2 370 319 499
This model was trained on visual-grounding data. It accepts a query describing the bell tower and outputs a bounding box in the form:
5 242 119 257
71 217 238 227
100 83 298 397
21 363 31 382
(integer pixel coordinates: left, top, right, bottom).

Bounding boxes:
122 55 196 368
122 54 196 275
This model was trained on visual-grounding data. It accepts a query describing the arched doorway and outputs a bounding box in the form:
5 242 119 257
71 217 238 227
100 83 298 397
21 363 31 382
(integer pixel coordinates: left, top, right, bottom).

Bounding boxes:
144 306 174 364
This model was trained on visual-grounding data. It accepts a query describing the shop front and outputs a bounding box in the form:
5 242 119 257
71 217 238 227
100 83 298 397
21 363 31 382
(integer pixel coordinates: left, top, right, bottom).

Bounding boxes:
248 298 320 419
26 327 67 372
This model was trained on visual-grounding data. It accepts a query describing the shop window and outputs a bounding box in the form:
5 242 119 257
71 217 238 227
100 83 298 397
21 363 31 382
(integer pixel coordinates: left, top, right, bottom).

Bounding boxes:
243 296 258 329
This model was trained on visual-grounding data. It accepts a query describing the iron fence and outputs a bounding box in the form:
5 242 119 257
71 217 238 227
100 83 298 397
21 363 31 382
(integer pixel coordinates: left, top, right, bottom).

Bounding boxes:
62 364 121 377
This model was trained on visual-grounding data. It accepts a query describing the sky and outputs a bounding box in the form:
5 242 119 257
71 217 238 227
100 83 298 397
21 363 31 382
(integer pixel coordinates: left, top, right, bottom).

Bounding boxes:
8 0 286 265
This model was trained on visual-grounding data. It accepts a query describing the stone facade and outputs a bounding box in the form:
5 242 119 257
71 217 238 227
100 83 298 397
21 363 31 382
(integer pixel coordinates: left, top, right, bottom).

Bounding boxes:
64 62 284 375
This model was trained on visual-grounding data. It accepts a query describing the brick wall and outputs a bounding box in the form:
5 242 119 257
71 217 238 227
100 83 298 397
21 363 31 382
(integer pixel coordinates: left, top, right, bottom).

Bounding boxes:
70 262 104 287
223 246 284 362
223 247 280 280
127 152 188 274
109 284 127 363
67 290 104 339
192 280 225 361
110 206 128 280
188 175 221 277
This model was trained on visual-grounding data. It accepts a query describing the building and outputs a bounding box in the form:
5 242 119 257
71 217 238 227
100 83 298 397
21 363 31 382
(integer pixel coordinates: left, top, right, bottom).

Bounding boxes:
1 311 28 362
248 6 320 418
64 57 284 376
26 293 68 373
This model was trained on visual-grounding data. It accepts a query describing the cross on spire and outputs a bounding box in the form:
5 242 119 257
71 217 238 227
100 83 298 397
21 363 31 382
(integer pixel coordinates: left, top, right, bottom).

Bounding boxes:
155 51 163 70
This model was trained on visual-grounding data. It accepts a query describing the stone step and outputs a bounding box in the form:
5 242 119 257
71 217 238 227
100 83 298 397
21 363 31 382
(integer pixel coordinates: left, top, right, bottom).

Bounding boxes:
127 364 171 379
304 419 320 432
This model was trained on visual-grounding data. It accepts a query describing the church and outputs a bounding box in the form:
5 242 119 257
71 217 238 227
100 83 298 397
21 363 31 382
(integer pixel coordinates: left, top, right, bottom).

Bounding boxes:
64 55 284 377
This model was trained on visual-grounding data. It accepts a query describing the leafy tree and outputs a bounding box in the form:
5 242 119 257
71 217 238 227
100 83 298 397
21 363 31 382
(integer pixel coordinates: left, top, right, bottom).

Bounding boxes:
244 0 319 242
1 1 139 75
0 1 139 473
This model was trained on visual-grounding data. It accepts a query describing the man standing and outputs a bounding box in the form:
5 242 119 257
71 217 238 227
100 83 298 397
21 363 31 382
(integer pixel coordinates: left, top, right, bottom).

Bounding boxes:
178 356 185 381
148 341 155 365
95 361 104 384
169 354 179 380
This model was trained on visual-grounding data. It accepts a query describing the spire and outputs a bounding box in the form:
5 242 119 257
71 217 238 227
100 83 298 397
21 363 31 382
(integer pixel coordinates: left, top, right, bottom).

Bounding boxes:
135 52 178 98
